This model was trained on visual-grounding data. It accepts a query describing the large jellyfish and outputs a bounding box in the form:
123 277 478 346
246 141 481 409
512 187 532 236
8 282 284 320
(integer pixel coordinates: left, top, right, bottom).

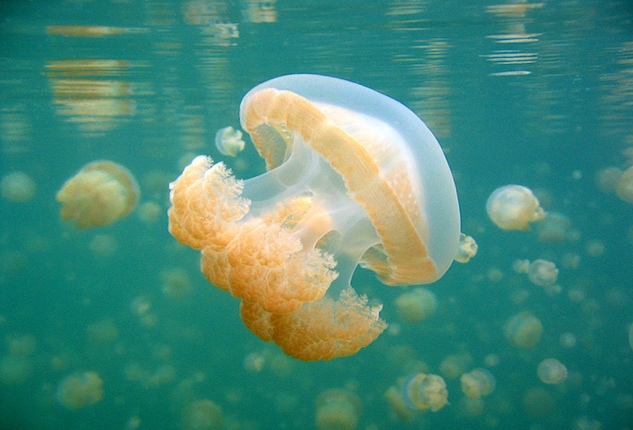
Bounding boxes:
57 160 139 228
168 74 460 361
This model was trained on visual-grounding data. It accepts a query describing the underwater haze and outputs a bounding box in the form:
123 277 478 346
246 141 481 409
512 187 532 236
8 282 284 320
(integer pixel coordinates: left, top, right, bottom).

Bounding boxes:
1 0 633 429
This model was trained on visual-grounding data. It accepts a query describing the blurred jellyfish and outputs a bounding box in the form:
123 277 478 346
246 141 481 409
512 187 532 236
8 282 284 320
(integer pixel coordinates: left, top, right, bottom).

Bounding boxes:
526 259 558 287
486 185 545 230
7 334 37 356
616 165 633 203
316 389 362 430
595 166 622 194
585 240 605 257
537 212 571 244
384 386 415 422
440 354 471 379
215 126 245 157
0 355 34 385
460 368 496 399
560 332 577 349
137 201 162 224
160 267 192 300
537 358 568 384
522 387 555 418
181 399 224 430
401 373 448 412
57 160 140 229
394 288 437 323
504 311 543 349
56 371 104 409
86 319 119 345
89 234 118 258
455 233 477 263
1 171 36 202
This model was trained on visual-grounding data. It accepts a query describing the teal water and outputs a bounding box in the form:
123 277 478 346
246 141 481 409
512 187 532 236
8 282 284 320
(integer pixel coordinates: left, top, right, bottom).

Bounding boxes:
1 0 633 429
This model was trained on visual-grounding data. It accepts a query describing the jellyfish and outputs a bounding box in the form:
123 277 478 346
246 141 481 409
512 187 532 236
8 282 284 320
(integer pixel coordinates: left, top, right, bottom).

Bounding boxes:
526 259 558 287
57 160 139 229
616 165 633 203
56 371 104 409
455 233 477 263
394 288 437 323
315 389 362 430
400 373 448 412
1 171 36 202
460 368 496 400
181 399 224 430
384 386 415 422
168 74 460 361
215 126 245 157
537 358 568 384
504 311 543 349
536 212 571 244
486 185 545 230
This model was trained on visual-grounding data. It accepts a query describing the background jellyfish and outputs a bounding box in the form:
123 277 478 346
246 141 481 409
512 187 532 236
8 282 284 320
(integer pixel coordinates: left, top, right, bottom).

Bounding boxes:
486 184 545 230
460 368 496 399
526 259 559 287
400 373 448 412
1 171 36 202
315 389 362 430
394 288 437 323
57 160 140 229
616 165 633 203
214 126 245 157
537 358 568 384
56 371 104 409
168 74 460 360
504 311 543 349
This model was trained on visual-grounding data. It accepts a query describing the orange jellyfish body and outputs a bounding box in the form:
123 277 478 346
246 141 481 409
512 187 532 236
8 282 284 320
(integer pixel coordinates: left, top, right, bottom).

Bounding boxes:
168 74 460 361
57 160 139 229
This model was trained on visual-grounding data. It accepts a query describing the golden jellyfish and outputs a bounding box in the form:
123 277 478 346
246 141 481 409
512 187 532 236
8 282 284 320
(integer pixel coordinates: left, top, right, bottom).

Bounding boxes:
181 399 224 430
1 171 36 202
215 126 245 157
455 233 477 263
537 358 568 384
316 389 362 430
504 311 543 349
401 373 448 412
168 74 460 361
460 368 496 400
56 371 104 409
57 160 139 229
616 166 633 203
486 185 545 230
526 259 559 287
537 212 571 244
394 288 437 323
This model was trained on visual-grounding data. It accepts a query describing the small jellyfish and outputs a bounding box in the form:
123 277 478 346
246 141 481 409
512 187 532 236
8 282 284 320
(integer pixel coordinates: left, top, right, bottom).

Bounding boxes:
537 212 571 244
522 387 555 418
440 354 471 380
316 389 362 430
486 185 545 230
401 373 448 412
616 166 633 203
89 234 118 258
384 386 415 422
460 368 496 400
57 160 139 229
526 259 558 287
504 311 543 349
0 355 34 385
181 399 224 430
160 267 192 300
595 166 622 194
1 171 36 202
215 126 245 157
394 288 437 323
537 358 568 384
168 74 461 361
56 371 104 409
455 233 477 263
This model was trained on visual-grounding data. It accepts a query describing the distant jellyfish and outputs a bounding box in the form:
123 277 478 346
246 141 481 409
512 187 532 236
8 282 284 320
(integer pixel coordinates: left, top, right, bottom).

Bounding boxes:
181 399 224 430
504 311 543 349
460 368 496 400
57 160 139 229
401 373 448 412
168 74 461 360
394 288 437 323
56 371 104 409
537 358 568 384
522 387 555 418
316 389 362 430
89 234 118 258
526 259 558 287
486 185 545 230
455 233 477 263
86 319 119 345
595 166 622 194
0 355 34 385
160 267 192 300
616 166 633 203
215 126 245 157
1 171 36 202
440 354 471 380
537 212 571 244
384 386 415 422
137 201 162 224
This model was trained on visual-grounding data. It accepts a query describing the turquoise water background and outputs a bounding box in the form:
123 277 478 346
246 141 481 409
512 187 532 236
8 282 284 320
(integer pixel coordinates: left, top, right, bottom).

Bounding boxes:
1 0 633 429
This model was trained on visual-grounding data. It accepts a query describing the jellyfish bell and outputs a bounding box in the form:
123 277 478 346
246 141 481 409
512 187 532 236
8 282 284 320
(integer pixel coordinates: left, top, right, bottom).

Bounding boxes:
537 358 568 384
57 160 139 229
214 126 245 157
56 371 104 409
1 171 36 202
486 185 545 230
400 373 448 412
315 389 362 430
168 74 460 361
504 311 543 349
460 368 496 400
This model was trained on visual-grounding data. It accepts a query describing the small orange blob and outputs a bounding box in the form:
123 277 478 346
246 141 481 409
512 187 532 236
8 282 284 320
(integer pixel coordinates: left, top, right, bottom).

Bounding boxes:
168 74 460 360
57 160 139 229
